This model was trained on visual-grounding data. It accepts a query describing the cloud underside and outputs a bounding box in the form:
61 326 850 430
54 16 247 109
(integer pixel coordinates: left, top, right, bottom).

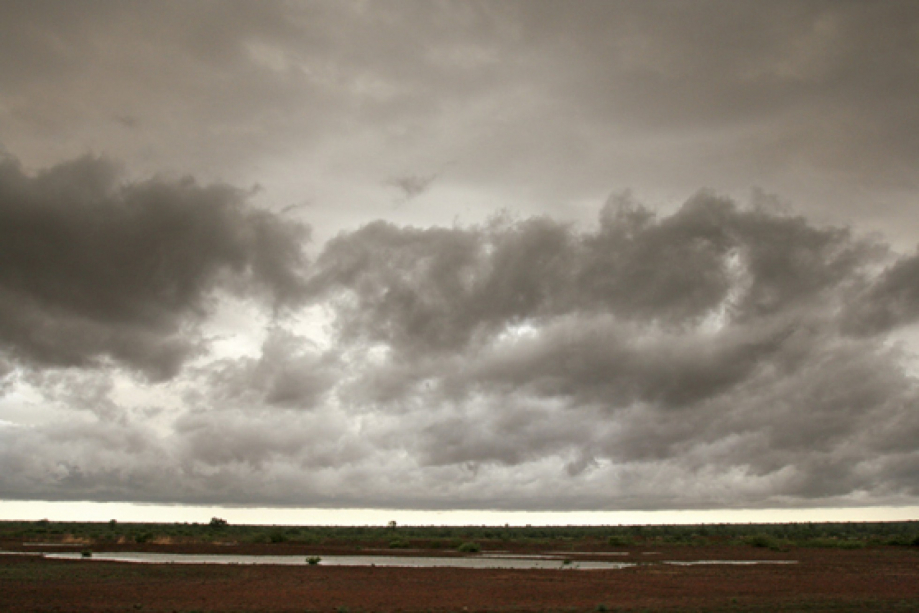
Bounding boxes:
3 157 919 509
0 155 309 379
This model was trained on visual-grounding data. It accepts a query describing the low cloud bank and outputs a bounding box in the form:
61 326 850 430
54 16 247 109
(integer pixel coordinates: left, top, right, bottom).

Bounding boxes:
2 158 918 510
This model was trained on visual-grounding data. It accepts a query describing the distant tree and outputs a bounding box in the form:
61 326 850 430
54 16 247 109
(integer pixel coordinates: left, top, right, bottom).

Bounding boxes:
388 520 397 531
209 517 228 528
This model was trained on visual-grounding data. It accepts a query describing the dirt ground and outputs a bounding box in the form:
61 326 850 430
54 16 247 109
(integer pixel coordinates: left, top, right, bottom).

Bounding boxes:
2 541 919 612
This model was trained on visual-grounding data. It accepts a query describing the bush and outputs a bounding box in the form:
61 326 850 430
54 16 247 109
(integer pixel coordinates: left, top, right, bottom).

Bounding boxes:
81 550 92 558
744 534 776 548
457 541 481 553
268 530 287 543
306 556 322 565
389 538 410 549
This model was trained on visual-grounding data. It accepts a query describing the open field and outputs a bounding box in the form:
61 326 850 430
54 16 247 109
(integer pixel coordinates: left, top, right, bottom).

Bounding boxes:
2 521 919 612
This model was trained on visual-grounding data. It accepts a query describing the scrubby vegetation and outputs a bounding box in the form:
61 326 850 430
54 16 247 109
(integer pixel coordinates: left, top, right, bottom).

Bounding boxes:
388 538 411 549
2 519 917 550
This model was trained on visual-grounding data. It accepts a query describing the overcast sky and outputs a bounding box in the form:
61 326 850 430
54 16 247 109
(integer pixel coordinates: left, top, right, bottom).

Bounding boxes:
2 0 919 524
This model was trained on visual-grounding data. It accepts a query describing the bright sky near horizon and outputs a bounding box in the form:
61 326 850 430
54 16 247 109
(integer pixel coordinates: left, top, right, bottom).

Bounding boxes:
1 1 919 526
3 501 919 528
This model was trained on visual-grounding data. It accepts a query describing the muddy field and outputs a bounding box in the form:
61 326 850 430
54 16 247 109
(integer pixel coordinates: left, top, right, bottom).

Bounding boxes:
2 541 918 612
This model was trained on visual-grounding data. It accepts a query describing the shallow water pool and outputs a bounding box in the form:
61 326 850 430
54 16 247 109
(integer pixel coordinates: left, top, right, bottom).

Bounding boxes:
39 551 635 570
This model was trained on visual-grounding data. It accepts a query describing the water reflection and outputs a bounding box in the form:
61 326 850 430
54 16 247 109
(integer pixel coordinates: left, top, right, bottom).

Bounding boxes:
664 560 798 566
41 552 635 570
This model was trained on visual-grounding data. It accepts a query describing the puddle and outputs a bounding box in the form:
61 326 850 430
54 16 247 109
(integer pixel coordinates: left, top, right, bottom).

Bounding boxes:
35 552 635 570
545 551 629 556
479 553 567 559
663 560 798 566
3 551 796 569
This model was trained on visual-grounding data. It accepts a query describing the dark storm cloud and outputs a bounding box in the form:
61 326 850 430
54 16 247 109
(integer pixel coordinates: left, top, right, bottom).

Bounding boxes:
309 193 876 357
282 193 919 507
4 190 918 509
0 155 308 378
2 1 919 511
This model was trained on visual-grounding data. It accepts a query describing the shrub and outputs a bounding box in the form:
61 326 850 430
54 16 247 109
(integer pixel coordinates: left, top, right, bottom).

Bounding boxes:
81 550 92 558
268 530 287 543
744 534 776 548
457 541 481 553
389 538 410 549
135 532 153 544
306 556 322 565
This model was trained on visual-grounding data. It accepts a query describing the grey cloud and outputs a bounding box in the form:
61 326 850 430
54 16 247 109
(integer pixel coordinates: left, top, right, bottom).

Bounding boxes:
0 414 174 502
4 2 919 511
387 173 438 201
842 250 919 335
307 214 577 355
22 369 125 422
310 193 876 355
415 398 603 470
6 193 917 510
514 1 919 173
3 1 918 245
173 409 350 473
0 1 512 179
0 155 309 378
291 194 919 507
584 192 879 326
308 220 489 353
0 401 382 506
205 328 338 409
453 316 794 409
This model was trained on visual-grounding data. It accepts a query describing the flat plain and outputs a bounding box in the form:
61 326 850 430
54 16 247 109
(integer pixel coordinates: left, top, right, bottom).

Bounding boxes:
3 522 919 612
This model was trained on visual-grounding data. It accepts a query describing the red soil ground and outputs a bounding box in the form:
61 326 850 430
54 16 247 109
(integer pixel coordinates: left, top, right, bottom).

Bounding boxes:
3 541 918 612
